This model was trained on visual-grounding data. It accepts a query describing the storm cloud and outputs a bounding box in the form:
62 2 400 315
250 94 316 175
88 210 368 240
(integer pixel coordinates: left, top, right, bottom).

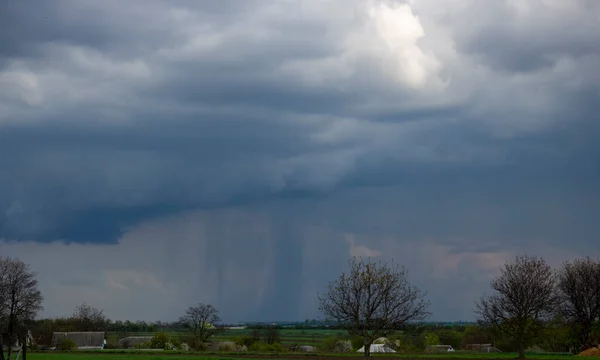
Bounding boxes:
1 0 599 322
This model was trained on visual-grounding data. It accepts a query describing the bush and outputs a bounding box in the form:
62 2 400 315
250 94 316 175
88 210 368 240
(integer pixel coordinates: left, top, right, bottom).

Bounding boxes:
319 337 341 352
319 337 352 353
247 342 287 352
234 335 258 347
104 338 119 349
219 343 235 351
350 336 364 350
57 338 78 351
134 341 152 349
150 332 170 349
180 342 190 351
185 336 207 351
334 340 353 353
170 337 182 348
526 345 546 354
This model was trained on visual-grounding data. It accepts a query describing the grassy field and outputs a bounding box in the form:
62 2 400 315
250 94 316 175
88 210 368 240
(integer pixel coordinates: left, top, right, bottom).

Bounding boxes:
107 328 345 347
25 354 208 360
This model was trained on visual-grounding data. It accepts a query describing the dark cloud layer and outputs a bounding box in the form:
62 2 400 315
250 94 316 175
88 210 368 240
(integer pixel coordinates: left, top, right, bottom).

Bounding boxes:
1 0 599 322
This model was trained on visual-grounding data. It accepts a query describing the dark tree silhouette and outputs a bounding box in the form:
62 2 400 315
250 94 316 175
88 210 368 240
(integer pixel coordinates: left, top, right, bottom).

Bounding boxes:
557 257 600 350
0 257 43 360
319 257 430 358
72 303 107 331
264 325 281 344
476 255 558 359
178 303 221 343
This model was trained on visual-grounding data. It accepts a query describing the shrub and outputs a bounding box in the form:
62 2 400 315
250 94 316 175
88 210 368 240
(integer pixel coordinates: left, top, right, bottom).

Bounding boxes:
185 336 206 351
319 337 352 353
134 341 152 349
180 342 190 351
318 337 340 352
219 343 235 351
247 342 287 352
334 340 353 353
170 337 182 348
234 335 258 347
350 336 364 350
104 338 119 349
150 332 170 349
526 345 546 354
57 338 78 351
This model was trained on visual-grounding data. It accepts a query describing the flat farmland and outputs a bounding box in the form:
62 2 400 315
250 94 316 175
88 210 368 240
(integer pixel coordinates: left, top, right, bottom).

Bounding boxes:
107 328 347 347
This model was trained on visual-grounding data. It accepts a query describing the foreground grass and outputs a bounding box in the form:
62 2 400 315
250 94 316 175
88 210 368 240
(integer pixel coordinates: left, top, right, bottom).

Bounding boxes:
22 351 578 360
26 355 208 360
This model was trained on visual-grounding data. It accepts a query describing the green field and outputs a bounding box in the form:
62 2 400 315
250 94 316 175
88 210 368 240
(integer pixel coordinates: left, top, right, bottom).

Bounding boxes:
25 355 211 360
106 328 346 347
54 328 583 360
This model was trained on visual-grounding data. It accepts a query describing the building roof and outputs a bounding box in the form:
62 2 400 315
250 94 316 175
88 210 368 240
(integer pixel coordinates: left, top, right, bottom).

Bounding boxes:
357 344 396 353
51 332 105 349
118 336 153 348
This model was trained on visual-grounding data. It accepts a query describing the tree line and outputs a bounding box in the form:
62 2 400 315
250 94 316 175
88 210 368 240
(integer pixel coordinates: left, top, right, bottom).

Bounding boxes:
319 256 600 359
2 254 600 359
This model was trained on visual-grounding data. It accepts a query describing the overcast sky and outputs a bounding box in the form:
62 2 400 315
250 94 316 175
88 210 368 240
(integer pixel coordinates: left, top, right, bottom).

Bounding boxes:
1 0 599 323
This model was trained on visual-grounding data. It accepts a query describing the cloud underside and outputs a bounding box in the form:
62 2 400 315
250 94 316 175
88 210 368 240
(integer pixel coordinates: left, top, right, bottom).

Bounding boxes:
1 0 599 321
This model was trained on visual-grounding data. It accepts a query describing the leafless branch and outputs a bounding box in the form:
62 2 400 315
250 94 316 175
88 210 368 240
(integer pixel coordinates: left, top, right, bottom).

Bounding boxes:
556 257 600 349
178 303 221 343
475 255 557 359
318 257 430 358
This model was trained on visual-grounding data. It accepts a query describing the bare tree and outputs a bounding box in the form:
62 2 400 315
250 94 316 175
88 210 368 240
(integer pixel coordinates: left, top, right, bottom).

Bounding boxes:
319 257 430 358
178 303 221 343
556 257 600 350
72 303 107 331
476 255 558 359
264 325 281 344
0 257 43 360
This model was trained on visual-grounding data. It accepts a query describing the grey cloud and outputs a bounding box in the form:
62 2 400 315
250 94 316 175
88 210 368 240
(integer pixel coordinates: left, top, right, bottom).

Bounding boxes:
0 0 599 321
441 0 600 73
1 176 599 321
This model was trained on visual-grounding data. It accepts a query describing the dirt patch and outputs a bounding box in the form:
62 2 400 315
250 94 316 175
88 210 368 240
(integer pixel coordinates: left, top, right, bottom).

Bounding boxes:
578 348 600 356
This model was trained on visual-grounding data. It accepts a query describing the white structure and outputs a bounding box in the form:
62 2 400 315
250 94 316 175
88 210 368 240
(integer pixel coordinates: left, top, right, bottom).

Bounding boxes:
426 344 456 353
357 344 396 353
297 345 316 352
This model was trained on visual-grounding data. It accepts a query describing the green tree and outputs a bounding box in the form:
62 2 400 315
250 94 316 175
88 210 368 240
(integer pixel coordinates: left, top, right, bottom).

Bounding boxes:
537 316 572 353
425 332 440 346
435 328 464 349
